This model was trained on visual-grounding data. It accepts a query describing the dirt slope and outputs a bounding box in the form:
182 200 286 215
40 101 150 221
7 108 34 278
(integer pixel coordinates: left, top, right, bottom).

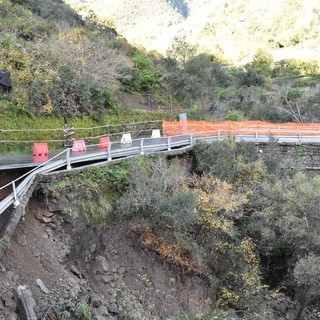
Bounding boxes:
0 191 212 319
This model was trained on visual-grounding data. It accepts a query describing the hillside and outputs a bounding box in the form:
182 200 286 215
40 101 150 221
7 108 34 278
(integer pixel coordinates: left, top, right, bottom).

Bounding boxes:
1 0 320 155
2 144 320 319
2 1 320 319
66 0 320 64
0 190 213 319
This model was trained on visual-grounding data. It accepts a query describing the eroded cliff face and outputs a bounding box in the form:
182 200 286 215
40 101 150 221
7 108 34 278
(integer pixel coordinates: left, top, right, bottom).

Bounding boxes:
0 190 213 319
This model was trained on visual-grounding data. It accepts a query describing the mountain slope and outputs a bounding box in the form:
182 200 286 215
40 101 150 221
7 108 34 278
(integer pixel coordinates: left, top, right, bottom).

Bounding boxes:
66 0 320 64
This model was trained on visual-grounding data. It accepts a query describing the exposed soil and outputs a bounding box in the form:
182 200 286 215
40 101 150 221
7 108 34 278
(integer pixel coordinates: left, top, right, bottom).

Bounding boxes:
0 190 212 319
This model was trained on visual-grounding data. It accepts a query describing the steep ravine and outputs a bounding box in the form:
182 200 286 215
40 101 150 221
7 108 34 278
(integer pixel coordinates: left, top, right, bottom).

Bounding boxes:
0 189 212 319
1 167 320 319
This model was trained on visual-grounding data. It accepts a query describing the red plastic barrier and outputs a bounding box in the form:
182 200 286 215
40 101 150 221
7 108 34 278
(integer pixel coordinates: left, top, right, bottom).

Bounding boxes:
72 139 86 152
33 155 49 163
33 142 48 156
98 136 110 149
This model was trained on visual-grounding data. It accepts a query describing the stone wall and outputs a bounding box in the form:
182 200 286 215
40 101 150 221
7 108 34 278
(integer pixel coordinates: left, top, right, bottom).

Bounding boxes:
257 142 320 169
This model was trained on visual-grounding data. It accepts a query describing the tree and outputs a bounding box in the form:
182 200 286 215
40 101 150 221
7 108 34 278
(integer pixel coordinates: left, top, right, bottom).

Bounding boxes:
47 26 132 91
243 172 320 295
51 65 91 121
125 50 160 91
250 49 273 77
117 156 197 232
193 174 247 235
294 254 320 320
166 35 197 65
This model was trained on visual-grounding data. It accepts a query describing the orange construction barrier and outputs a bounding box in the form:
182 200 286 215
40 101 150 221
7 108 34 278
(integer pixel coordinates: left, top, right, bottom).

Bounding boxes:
72 139 86 152
162 120 320 137
33 142 48 156
98 136 110 149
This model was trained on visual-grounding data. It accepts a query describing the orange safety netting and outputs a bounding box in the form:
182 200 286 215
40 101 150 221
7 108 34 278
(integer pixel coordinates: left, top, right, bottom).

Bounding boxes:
162 120 320 137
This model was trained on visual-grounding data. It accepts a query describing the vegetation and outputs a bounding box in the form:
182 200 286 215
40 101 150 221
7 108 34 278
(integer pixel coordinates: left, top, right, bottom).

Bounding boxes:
0 236 11 252
43 138 320 318
1 1 320 317
1 0 320 155
54 299 92 320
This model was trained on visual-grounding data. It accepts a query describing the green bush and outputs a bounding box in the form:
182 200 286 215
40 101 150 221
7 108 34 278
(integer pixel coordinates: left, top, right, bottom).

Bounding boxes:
238 69 266 87
0 236 11 251
28 80 52 114
54 300 92 320
225 109 243 121
249 49 273 77
1 1 58 40
117 156 197 233
273 59 320 78
193 140 259 182
50 66 92 120
213 86 229 101
124 50 160 91
249 104 292 123
281 87 302 103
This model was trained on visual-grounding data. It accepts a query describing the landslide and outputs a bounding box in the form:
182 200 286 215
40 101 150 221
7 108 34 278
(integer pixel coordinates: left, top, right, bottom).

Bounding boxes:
0 189 212 319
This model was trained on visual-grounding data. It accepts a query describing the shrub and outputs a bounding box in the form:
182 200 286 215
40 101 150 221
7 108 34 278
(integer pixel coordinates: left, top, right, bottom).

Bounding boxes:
193 174 247 233
294 253 320 320
273 59 320 78
0 236 11 251
193 140 259 183
249 104 292 123
238 69 266 88
50 65 92 120
213 86 229 101
37 0 83 26
54 300 92 320
117 156 197 233
166 35 197 65
124 49 160 91
28 80 53 114
249 49 273 77
225 109 243 121
281 87 302 103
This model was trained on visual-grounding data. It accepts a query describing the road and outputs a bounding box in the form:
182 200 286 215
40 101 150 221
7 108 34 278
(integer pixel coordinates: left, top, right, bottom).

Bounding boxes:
0 136 190 171
1 134 320 171
1 133 320 216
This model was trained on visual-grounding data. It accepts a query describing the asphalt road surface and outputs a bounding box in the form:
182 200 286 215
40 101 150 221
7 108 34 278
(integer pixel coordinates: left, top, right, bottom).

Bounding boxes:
1 134 320 171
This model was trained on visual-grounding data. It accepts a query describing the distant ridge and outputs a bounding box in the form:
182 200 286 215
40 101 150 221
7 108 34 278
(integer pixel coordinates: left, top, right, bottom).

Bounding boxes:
66 0 320 64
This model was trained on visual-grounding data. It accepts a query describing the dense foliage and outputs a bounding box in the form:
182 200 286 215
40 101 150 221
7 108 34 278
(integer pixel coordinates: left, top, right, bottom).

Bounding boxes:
43 140 320 319
4 1 320 318
1 0 320 141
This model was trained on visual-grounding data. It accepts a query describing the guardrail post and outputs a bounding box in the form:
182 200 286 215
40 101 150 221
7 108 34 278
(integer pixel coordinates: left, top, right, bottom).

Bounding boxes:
299 134 302 142
66 148 71 170
168 137 171 151
190 135 193 145
108 143 112 161
217 130 220 141
12 181 20 207
255 132 258 142
140 138 144 155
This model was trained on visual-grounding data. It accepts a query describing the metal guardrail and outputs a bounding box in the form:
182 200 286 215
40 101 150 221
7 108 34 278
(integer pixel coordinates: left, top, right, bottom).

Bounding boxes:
1 132 320 217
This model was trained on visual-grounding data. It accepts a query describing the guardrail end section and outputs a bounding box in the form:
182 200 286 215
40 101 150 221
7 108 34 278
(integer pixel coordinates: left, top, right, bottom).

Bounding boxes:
13 201 20 208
